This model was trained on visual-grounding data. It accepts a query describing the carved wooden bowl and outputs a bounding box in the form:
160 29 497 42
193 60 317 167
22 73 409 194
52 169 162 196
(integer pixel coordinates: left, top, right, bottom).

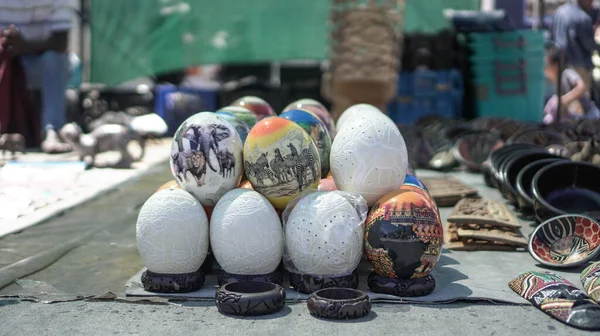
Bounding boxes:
529 215 600 268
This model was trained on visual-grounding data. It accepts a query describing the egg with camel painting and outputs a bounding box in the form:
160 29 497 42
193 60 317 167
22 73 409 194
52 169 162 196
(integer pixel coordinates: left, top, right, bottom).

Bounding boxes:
170 112 243 207
232 96 276 121
243 117 321 210
280 109 332 177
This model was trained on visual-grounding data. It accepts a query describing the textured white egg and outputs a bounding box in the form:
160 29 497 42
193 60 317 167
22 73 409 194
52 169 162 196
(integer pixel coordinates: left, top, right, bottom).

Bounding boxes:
335 104 384 133
285 191 365 276
136 188 209 274
170 112 244 207
210 189 284 275
330 113 408 206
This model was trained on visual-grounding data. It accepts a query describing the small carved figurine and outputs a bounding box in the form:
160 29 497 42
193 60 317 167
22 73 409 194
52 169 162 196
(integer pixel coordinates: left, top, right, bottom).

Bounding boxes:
59 122 145 167
0 133 26 157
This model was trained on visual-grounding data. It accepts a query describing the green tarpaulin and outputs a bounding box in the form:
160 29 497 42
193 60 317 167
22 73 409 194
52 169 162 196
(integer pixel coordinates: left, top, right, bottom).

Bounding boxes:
90 0 479 85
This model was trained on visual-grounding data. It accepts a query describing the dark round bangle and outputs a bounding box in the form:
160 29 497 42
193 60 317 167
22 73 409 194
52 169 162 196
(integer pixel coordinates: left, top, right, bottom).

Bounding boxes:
307 288 371 320
289 269 359 294
141 268 205 293
217 269 283 286
215 281 286 316
367 272 436 297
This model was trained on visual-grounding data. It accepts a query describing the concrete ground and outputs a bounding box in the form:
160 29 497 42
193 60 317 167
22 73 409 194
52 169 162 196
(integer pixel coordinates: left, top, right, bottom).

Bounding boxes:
0 300 576 336
0 165 592 335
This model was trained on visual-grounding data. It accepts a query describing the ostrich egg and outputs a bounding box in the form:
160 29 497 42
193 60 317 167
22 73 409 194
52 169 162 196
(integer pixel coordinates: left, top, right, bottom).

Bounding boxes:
318 178 338 191
335 104 384 132
170 112 243 206
210 189 284 275
285 191 366 276
157 180 179 192
215 110 252 145
331 113 408 206
243 117 321 210
280 109 332 177
216 105 258 128
231 96 276 121
136 188 209 274
365 189 443 279
283 99 336 138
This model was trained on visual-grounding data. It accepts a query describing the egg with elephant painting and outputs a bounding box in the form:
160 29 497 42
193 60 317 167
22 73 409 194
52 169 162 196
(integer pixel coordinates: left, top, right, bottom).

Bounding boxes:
170 112 244 207
280 109 332 177
243 117 321 210
232 96 276 121
284 99 336 139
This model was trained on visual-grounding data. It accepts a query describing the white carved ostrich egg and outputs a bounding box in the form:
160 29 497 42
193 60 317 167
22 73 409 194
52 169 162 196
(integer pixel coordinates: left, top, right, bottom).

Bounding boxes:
136 188 209 274
210 189 284 275
170 112 243 207
335 104 384 133
330 112 408 206
285 191 366 276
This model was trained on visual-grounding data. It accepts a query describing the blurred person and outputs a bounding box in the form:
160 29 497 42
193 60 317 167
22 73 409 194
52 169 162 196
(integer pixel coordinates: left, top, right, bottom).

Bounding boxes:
543 48 600 124
552 0 600 92
0 0 73 153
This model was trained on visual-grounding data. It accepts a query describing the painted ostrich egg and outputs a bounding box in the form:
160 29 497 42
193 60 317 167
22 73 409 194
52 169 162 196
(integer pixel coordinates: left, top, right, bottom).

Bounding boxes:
365 189 443 279
284 99 336 138
336 104 384 133
210 189 284 275
231 96 276 121
170 112 244 206
318 178 338 191
243 117 321 210
215 110 251 145
239 180 253 189
403 174 429 192
280 109 332 177
285 191 367 276
136 188 209 274
157 180 179 192
216 105 258 128
330 113 408 206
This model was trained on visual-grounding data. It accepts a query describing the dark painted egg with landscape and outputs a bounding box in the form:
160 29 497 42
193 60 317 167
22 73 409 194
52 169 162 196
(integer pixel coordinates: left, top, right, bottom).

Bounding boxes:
243 117 321 210
365 189 443 279
170 112 243 206
280 109 332 177
231 96 276 121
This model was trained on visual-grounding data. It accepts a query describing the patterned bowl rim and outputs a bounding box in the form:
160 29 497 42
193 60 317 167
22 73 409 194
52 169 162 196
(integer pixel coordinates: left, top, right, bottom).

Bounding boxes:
528 214 600 268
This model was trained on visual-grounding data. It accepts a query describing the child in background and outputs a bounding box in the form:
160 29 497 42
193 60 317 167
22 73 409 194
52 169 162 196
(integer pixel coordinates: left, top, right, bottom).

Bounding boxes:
543 48 600 124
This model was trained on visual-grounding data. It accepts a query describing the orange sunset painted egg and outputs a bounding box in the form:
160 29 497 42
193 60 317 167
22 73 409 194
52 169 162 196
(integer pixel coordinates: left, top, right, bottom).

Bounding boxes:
243 117 321 210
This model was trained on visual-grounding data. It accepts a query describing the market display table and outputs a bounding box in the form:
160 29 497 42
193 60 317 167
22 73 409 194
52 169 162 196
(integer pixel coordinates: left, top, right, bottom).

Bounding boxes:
124 169 585 305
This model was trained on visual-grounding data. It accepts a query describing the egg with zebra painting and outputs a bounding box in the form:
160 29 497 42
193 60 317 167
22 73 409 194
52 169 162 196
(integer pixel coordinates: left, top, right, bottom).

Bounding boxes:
280 109 332 177
243 117 321 210
170 112 244 207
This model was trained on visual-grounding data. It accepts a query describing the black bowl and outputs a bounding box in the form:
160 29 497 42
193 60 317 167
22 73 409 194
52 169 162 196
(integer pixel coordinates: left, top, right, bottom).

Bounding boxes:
488 144 542 189
532 161 600 223
501 152 565 207
497 148 548 199
516 158 568 214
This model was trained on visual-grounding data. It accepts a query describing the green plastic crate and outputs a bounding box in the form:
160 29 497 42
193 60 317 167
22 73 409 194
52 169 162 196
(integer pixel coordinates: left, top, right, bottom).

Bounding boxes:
473 74 546 122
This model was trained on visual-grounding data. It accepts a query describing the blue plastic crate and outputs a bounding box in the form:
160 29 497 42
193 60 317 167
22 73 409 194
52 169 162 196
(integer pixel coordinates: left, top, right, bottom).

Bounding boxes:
388 69 464 124
155 85 218 135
